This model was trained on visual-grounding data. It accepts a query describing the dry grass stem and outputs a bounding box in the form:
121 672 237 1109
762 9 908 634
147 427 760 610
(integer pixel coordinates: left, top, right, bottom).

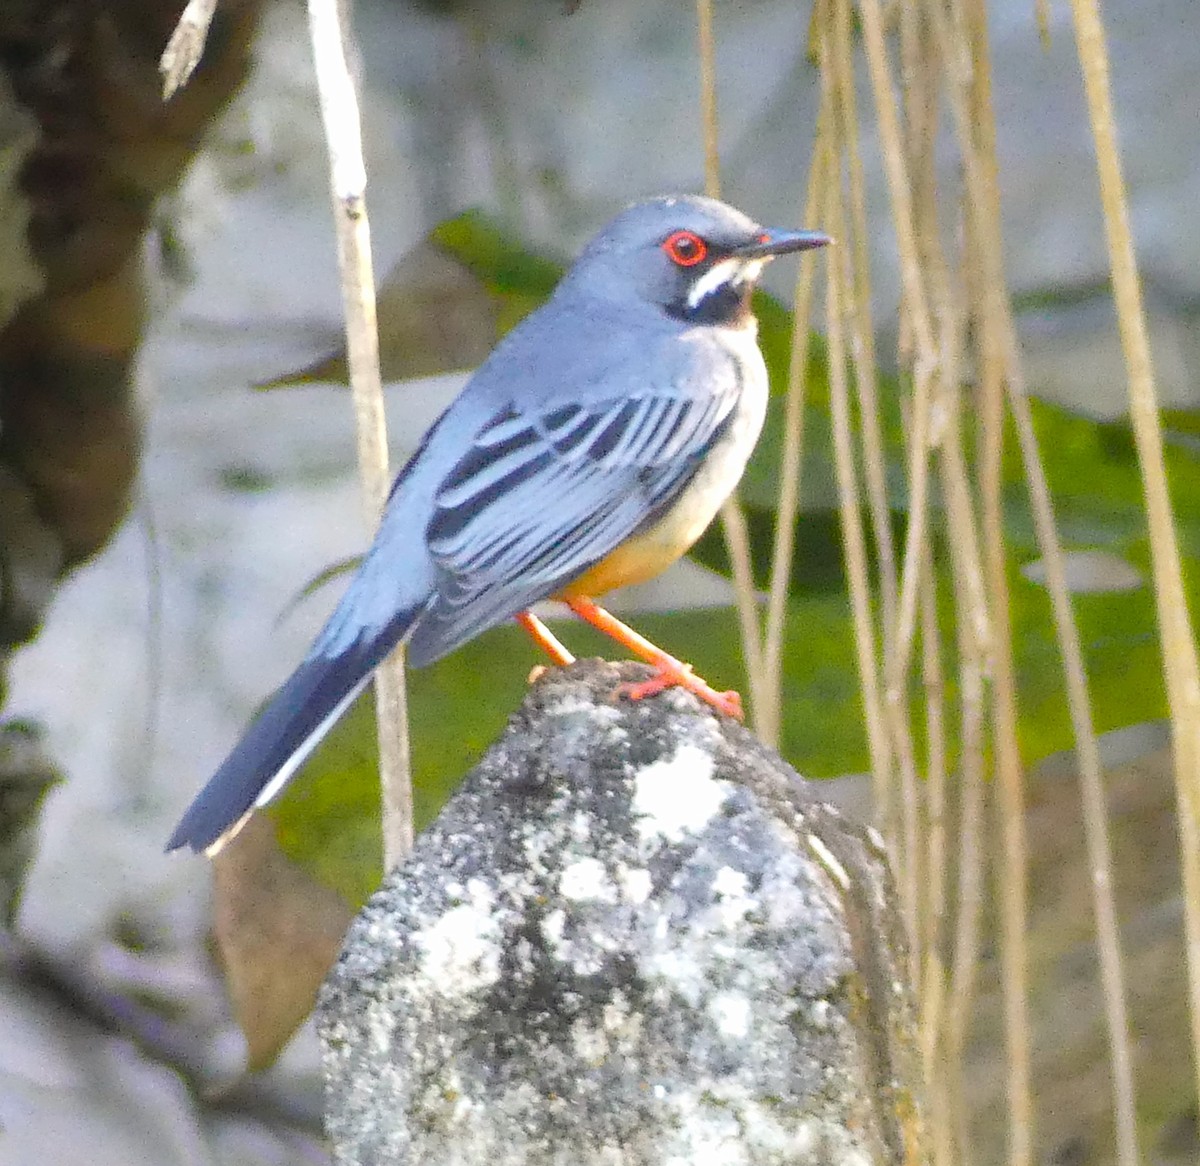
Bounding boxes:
970 141 1034 1166
833 0 896 624
939 274 988 1103
694 2 1169 1157
828 1 929 942
307 0 413 869
719 499 767 716
160 0 218 99
760 98 832 748
696 0 721 201
693 0 769 720
946 606 987 1162
854 0 938 721
909 0 1141 1155
823 161 892 873
918 542 952 1162
1069 0 1200 1117
939 4 1034 1160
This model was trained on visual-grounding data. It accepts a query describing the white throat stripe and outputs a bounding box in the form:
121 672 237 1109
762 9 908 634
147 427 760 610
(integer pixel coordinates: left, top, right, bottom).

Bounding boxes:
685 257 764 310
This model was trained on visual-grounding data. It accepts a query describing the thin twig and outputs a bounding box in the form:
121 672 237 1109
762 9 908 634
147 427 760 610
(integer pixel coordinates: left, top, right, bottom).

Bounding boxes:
760 96 831 747
307 0 413 870
695 0 768 720
160 0 218 99
854 2 940 861
922 0 1142 1156
696 0 721 198
969 122 1035 1166
919 540 951 1166
0 931 324 1135
824 150 891 845
835 0 896 636
1069 0 1200 1119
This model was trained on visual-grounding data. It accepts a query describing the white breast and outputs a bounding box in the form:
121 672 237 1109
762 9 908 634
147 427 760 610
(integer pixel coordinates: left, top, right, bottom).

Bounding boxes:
561 328 769 598
656 332 768 551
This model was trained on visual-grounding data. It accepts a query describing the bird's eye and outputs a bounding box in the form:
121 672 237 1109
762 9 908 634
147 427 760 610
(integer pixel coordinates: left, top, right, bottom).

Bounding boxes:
662 229 708 268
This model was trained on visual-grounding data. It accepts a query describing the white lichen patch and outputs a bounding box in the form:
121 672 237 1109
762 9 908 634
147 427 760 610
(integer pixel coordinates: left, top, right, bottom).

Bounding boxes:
569 809 593 843
632 744 727 845
711 866 753 927
657 1089 864 1166
659 1093 748 1166
541 907 567 953
543 693 627 727
709 990 751 1038
416 1064 475 1127
617 865 652 904
559 857 617 903
416 878 501 997
571 1017 610 1065
600 991 644 1054
644 948 705 1008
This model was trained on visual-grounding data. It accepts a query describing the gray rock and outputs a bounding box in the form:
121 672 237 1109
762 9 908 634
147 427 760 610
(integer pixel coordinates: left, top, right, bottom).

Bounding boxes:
320 660 922 1165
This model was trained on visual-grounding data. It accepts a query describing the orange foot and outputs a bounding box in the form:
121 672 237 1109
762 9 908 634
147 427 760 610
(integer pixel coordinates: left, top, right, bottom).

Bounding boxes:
617 663 744 719
564 596 745 721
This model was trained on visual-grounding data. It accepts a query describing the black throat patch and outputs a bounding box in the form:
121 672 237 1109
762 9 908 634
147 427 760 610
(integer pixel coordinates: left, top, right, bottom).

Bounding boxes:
665 271 755 327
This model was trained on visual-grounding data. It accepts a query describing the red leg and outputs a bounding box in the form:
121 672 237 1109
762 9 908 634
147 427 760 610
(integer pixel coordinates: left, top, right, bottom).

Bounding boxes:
563 596 743 720
515 610 576 666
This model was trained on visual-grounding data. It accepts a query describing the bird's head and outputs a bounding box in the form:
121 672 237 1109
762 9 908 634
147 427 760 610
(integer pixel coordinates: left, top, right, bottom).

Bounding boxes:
563 194 830 328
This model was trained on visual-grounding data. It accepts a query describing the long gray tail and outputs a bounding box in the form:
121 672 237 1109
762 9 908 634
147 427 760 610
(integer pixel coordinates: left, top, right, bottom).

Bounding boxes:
167 590 422 854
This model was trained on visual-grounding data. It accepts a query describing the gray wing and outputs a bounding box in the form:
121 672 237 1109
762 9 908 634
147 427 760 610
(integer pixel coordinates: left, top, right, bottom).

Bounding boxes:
404 383 741 666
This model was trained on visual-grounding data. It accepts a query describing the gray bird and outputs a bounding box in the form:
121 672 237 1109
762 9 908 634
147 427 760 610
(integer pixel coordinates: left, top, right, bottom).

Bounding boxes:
169 194 829 855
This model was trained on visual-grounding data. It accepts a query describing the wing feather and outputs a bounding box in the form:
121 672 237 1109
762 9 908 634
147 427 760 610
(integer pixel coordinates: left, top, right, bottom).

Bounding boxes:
406 379 742 666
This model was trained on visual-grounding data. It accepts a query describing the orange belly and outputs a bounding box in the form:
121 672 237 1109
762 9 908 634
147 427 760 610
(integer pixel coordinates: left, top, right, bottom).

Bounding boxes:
557 410 757 599
557 516 699 598
558 326 768 601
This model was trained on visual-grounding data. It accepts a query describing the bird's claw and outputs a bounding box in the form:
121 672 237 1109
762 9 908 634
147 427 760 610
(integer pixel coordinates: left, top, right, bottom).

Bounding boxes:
615 664 744 721
710 689 744 720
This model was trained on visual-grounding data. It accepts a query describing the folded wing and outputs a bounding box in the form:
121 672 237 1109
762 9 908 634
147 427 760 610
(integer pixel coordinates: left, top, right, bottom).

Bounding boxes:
406 380 740 666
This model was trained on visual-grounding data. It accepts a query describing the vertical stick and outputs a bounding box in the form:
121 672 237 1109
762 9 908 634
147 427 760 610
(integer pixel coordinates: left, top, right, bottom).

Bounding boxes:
695 0 768 721
1069 0 1200 1118
760 101 829 748
823 158 891 878
696 0 721 198
307 0 413 870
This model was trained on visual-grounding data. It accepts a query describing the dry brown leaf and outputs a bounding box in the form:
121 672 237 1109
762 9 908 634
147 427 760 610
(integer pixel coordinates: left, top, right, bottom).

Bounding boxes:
212 814 354 1072
261 238 500 389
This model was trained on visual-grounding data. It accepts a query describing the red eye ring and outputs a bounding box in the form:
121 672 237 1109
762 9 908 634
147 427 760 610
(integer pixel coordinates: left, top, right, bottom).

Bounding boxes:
662 229 708 268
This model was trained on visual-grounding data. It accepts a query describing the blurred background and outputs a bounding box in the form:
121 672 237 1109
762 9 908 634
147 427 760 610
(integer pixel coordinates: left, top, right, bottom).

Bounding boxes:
1 0 1197 1162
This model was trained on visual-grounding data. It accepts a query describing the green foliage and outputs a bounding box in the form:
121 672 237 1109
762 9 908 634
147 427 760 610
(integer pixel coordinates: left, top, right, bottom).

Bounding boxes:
431 210 563 337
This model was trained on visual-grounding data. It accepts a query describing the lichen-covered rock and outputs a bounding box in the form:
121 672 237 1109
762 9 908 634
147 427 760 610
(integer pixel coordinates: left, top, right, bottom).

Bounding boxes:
320 660 923 1165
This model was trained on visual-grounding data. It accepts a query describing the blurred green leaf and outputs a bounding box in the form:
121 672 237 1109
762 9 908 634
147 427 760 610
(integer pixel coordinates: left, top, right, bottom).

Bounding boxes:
274 554 361 631
431 210 564 303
